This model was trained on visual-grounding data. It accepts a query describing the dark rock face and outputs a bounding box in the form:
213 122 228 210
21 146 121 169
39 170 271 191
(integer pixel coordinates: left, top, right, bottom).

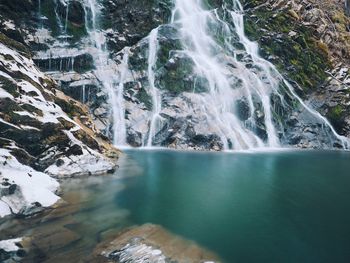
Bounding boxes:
102 0 173 52
0 29 118 178
243 0 350 139
57 0 85 26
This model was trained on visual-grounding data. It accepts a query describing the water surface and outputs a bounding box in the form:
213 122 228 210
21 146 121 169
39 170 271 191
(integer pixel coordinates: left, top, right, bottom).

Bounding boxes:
2 150 350 263
117 150 350 263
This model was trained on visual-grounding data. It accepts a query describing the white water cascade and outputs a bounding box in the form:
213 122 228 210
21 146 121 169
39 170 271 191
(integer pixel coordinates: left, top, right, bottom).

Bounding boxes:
170 0 281 149
83 0 129 147
146 28 163 147
164 0 349 150
114 47 130 146
72 0 349 150
229 0 350 148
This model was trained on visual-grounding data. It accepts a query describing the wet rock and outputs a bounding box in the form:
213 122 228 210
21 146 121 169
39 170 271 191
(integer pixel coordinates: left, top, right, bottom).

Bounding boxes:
90 224 220 263
55 159 65 167
236 99 251 121
127 130 143 147
94 107 108 117
102 0 173 53
244 0 350 140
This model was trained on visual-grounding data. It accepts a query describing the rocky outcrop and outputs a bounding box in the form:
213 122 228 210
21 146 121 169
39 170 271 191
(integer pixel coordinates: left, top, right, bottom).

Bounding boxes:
243 0 350 137
0 25 119 217
9 0 174 138
101 0 173 53
91 224 220 263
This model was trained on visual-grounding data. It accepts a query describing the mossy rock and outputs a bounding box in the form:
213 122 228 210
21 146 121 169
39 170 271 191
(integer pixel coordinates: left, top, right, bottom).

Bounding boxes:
72 129 100 151
54 97 85 118
244 3 331 92
326 105 346 132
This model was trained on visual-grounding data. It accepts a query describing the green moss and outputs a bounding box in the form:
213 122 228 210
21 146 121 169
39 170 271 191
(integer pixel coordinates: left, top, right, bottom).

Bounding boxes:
244 5 331 91
41 0 86 41
66 21 87 41
203 0 223 9
326 105 345 131
156 39 182 68
327 105 343 120
21 103 44 117
136 87 153 111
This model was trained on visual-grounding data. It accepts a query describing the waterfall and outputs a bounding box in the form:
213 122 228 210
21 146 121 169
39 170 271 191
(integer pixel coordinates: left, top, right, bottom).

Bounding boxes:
64 1 69 33
82 85 86 103
83 0 128 146
171 0 279 149
161 0 349 150
114 48 130 146
146 28 163 147
228 0 349 148
38 0 41 16
54 0 65 34
76 0 348 150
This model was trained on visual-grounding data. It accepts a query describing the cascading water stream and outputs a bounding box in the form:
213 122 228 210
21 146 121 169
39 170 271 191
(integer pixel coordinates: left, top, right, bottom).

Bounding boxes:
163 0 349 150
228 0 350 148
64 1 69 33
146 28 163 147
83 0 129 146
54 0 64 34
75 0 348 150
114 48 130 146
171 0 279 149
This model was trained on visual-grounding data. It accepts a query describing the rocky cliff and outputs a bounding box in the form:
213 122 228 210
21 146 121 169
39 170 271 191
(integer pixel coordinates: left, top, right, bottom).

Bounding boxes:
0 4 119 217
243 0 350 137
1 0 349 154
1 0 349 151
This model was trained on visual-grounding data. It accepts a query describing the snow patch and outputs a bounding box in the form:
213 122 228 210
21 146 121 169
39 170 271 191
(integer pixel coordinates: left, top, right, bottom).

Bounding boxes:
0 149 60 217
0 200 11 217
0 88 14 99
0 238 22 252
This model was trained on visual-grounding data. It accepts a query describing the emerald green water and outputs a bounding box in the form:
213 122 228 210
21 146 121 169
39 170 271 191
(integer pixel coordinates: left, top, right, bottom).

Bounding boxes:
3 150 350 262
117 150 350 263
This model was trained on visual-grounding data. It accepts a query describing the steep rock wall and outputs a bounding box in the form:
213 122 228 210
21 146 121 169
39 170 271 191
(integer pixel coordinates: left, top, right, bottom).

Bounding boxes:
243 0 350 137
0 14 119 217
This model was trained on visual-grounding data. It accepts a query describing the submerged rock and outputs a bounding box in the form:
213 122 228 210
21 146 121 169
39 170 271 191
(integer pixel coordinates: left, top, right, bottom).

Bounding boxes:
91 224 220 263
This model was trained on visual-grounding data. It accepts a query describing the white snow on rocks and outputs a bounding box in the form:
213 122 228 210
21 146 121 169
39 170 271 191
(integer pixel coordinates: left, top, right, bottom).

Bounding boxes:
0 149 60 218
0 200 11 217
106 243 167 263
0 237 23 252
44 130 116 177
0 41 117 174
0 41 118 217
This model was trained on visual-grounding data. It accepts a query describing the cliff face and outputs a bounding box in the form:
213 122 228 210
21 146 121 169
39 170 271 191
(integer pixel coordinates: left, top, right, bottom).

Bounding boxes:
0 2 119 217
243 0 350 137
0 0 349 154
